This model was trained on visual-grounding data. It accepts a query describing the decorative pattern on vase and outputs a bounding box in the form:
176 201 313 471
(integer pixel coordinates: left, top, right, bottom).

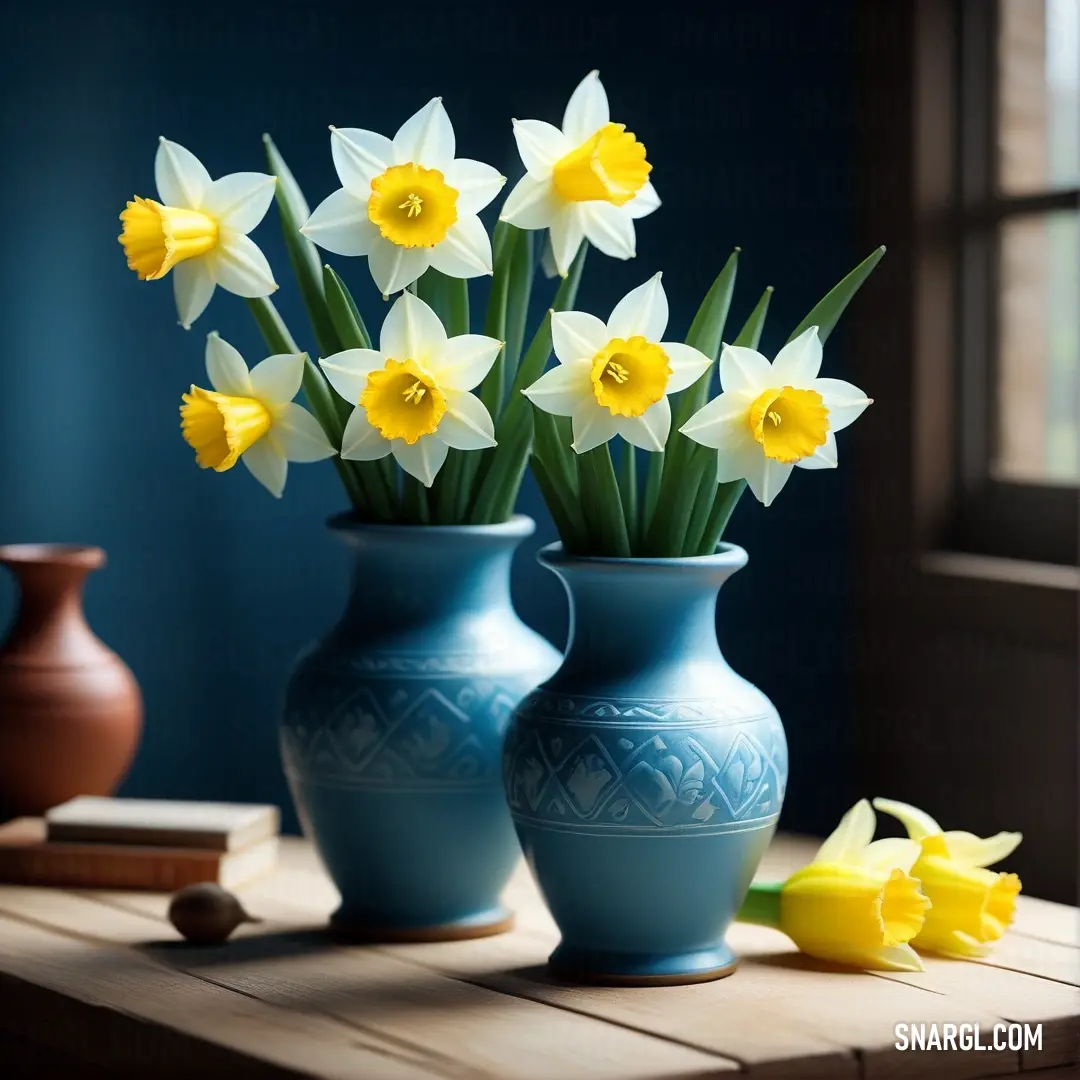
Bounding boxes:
504 691 787 836
283 671 522 792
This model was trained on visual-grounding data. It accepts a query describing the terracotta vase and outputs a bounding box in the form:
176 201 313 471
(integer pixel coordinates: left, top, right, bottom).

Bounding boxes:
0 545 142 816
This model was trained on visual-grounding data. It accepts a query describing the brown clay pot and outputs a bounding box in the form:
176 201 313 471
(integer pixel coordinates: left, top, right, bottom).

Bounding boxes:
0 544 143 816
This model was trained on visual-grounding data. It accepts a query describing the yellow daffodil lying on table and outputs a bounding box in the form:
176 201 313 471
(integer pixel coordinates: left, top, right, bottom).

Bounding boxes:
120 138 278 328
874 798 1022 958
119 70 885 539
737 799 932 972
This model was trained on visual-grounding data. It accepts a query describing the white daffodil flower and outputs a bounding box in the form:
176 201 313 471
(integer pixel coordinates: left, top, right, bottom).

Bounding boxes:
501 70 660 278
119 138 278 329
522 273 710 453
319 292 501 486
679 327 873 507
180 334 335 498
301 99 505 298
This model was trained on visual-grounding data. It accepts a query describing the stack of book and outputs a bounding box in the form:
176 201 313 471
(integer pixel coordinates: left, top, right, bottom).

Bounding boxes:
0 797 280 890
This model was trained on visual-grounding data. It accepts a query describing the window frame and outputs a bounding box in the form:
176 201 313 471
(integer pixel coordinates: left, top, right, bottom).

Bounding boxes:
953 0 1079 567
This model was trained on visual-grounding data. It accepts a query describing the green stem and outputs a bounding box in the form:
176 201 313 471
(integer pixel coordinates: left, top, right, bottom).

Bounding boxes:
618 442 639 554
578 445 631 557
736 882 784 928
642 443 710 557
682 453 718 556
244 297 367 513
698 479 747 554
530 454 585 552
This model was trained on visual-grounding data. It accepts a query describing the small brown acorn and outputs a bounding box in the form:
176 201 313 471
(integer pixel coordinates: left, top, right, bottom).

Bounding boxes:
168 883 262 944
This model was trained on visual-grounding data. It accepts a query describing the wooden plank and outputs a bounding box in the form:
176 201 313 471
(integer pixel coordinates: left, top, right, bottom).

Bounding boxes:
0 912 435 1079
0 885 734 1080
1009 898 1080 949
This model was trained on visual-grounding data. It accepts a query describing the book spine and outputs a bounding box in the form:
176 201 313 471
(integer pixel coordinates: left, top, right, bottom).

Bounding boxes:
0 849 222 890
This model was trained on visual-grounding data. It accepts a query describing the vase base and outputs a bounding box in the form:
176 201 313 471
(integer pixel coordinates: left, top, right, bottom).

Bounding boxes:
547 942 738 986
329 906 515 943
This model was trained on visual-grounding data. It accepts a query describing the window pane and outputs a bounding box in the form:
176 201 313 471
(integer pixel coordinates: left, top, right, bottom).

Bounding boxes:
994 210 1080 483
998 0 1080 193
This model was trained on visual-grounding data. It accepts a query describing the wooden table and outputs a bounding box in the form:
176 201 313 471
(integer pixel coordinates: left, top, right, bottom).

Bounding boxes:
0 835 1076 1079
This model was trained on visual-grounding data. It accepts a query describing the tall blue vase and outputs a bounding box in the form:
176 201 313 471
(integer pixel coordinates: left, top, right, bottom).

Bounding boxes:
503 542 788 984
281 514 560 941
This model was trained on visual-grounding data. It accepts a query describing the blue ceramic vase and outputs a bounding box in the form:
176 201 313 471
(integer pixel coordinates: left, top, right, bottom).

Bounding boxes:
503 542 788 984
281 514 560 941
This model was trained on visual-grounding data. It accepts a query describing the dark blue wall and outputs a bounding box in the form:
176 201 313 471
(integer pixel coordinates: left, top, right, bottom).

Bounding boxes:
0 0 859 834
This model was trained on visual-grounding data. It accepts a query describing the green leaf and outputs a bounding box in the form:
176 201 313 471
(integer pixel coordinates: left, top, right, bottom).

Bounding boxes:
681 452 718 556
788 245 885 344
262 134 341 358
532 409 581 516
244 296 369 514
530 453 585 553
645 249 739 552
697 479 747 555
618 442 639 553
479 225 519 418
577 445 630 557
503 227 535 387
323 265 373 350
733 286 774 349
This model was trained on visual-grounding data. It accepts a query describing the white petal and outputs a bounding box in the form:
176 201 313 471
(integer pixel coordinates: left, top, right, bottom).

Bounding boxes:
341 408 391 460
172 259 216 330
392 434 449 487
155 137 211 209
241 439 287 498
320 349 385 406
393 98 455 170
548 205 586 277
212 232 278 298
719 344 772 394
940 830 1023 867
438 390 497 450
815 799 877 864
580 202 636 260
521 359 592 416
512 119 570 178
795 431 838 470
271 403 336 463
714 437 759 483
301 189 380 256
607 273 668 340
680 391 752 449
626 180 661 220
814 377 873 432
663 342 713 394
771 326 823 384
205 333 252 396
201 172 276 233
380 290 446 361
443 158 505 217
430 335 502 392
500 174 560 230
617 397 670 452
539 234 560 279
571 400 619 453
249 352 305 406
367 239 431 297
745 456 795 508
427 215 493 279
552 310 609 364
871 798 942 841
330 127 393 197
562 70 610 145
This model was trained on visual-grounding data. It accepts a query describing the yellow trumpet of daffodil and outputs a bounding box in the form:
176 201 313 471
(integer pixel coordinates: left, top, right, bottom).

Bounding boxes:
738 799 932 971
873 798 1022 958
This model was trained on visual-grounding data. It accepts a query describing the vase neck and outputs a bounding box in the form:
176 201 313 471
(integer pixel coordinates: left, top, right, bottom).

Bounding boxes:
334 520 531 635
542 547 748 695
0 547 102 664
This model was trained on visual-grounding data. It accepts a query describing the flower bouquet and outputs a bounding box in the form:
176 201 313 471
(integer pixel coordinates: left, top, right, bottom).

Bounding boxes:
119 70 882 960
